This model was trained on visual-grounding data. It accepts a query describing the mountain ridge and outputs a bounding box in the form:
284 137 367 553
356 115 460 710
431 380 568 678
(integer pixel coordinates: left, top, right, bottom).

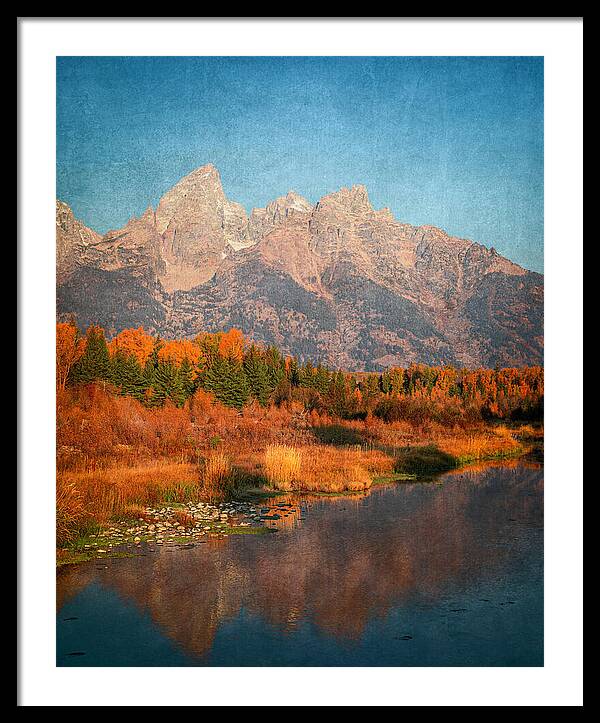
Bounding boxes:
57 163 543 370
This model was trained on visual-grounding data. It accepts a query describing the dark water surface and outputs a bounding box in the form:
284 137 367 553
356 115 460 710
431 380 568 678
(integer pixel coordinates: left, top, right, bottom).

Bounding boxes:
57 462 543 666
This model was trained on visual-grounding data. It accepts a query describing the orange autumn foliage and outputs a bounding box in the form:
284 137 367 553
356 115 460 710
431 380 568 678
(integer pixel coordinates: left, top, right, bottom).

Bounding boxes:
108 327 155 367
158 339 202 367
218 328 245 361
56 321 84 390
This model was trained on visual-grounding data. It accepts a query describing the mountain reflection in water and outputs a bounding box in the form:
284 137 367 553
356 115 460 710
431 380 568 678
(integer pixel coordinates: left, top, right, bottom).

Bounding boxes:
57 462 543 666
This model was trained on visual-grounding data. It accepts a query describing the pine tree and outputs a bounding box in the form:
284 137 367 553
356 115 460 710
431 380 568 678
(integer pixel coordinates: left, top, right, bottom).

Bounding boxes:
151 361 185 407
71 325 110 384
202 356 249 409
108 350 128 390
178 357 197 400
299 361 315 388
287 358 300 387
110 352 148 402
364 374 380 401
170 370 186 408
243 346 272 406
314 364 330 394
264 346 285 393
143 337 162 389
380 372 392 394
327 370 350 418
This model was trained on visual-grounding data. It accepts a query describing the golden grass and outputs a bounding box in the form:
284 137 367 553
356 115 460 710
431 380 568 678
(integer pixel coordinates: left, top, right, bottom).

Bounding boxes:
120 503 152 521
57 461 199 535
56 479 85 546
434 426 522 463
264 445 302 491
201 451 233 502
264 444 394 493
513 423 544 440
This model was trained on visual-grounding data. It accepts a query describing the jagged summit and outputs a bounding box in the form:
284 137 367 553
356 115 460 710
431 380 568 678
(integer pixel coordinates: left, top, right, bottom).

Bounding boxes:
316 184 373 215
248 191 313 243
156 163 226 233
56 164 542 369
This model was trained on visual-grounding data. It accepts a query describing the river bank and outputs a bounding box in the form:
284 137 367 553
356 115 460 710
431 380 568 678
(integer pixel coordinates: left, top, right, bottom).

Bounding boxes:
57 425 541 567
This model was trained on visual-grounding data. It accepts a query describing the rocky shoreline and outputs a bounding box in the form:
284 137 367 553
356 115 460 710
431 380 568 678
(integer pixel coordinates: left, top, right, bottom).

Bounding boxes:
58 499 301 566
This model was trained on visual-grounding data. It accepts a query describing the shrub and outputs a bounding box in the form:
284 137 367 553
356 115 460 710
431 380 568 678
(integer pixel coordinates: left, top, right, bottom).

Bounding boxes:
394 445 457 476
374 397 430 425
312 424 365 446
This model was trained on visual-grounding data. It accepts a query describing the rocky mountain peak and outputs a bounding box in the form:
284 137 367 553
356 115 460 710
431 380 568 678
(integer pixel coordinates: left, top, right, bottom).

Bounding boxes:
56 199 74 225
56 200 102 284
284 190 313 209
317 184 373 216
151 163 252 291
266 191 312 221
155 163 227 235
248 191 312 243
139 206 156 224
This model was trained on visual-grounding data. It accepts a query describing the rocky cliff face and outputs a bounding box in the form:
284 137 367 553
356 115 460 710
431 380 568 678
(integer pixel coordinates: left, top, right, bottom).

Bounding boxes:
56 200 103 284
56 163 543 369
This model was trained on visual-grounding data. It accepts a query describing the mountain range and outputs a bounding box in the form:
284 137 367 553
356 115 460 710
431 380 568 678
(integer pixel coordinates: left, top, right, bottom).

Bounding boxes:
56 163 543 370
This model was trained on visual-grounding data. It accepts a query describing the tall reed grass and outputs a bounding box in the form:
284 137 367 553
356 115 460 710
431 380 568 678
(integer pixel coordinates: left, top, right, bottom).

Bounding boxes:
56 479 85 545
435 426 521 464
201 451 233 502
264 444 394 493
57 461 199 540
264 445 302 491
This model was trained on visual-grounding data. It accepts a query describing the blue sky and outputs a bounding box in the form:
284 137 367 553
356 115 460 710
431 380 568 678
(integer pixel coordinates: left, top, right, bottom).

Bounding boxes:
57 56 543 272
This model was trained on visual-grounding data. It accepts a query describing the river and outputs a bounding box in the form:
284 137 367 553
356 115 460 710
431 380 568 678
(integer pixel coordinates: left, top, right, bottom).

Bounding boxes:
57 460 543 666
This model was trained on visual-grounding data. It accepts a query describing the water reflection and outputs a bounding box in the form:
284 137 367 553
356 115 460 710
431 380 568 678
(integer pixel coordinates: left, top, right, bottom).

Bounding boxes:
57 463 543 666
